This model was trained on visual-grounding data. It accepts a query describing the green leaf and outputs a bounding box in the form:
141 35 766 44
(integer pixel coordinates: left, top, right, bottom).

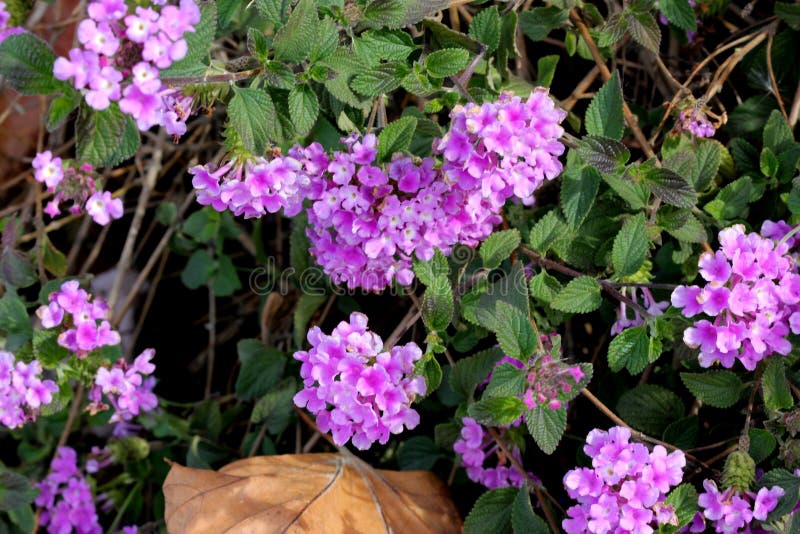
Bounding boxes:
359 0 405 29
607 326 652 374
1 249 36 289
585 71 624 140
425 48 470 78
46 91 81 131
413 249 449 286
660 0 697 31
0 32 62 95
519 6 568 42
469 6 501 54
288 84 319 138
561 166 601 229
627 11 660 52
483 363 527 399
641 167 696 208
254 0 290 26
469 396 525 426
476 263 538 359
703 177 755 222
0 294 32 349
419 355 443 395
75 103 128 167
0 472 38 511
228 87 275 155
680 371 743 408
464 487 515 534
310 16 338 62
377 116 417 160
689 140 721 191
480 229 521 270
250 377 297 434
422 19 485 54
529 211 566 253
421 275 454 332
763 357 794 411
749 428 776 464
181 250 215 289
183 207 220 242
617 384 684 435
450 347 504 398
107 114 141 167
351 61 411 97
397 436 441 470
526 406 566 454
663 416 698 450
161 0 217 77
355 29 418 65
756 468 800 521
612 213 648 277
212 254 241 297
33 329 70 367
550 276 602 314
272 0 317 63
235 339 286 401
576 135 630 173
763 109 794 153
536 55 559 87
293 293 327 348
663 484 698 532
512 487 549 534
603 172 650 210
776 2 800 30
529 272 562 303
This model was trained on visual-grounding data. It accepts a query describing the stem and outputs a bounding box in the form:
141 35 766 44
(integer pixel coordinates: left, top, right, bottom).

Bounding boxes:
741 362 764 449
160 68 264 87
766 29 789 122
293 406 337 448
580 388 710 469
56 384 84 449
384 303 421 350
778 223 800 248
569 9 655 159
519 246 652 319
204 271 216 400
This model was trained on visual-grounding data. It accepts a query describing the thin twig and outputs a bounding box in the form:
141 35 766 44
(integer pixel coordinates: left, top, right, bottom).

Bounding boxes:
56 384 84 449
384 303 421 350
765 30 789 122
580 388 710 469
789 80 800 128
569 9 655 159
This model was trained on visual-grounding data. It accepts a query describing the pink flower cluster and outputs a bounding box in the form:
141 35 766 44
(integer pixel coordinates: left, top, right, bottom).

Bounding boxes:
293 312 426 450
520 353 584 410
35 447 102 534
193 90 566 291
672 222 800 370
190 146 319 219
679 108 715 138
53 0 199 135
453 416 529 489
690 479 783 533
611 287 668 336
88 349 158 422
562 426 686 534
0 351 58 428
32 151 124 225
37 280 122 357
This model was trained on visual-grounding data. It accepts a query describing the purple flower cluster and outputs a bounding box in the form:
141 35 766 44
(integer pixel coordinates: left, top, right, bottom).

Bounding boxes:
562 426 686 534
190 147 319 219
88 349 158 422
671 222 800 370
53 0 199 135
0 351 58 428
453 416 529 489
37 280 122 357
691 479 783 533
32 151 123 225
679 108 715 138
293 312 426 450
193 90 566 290
611 287 669 336
35 447 102 534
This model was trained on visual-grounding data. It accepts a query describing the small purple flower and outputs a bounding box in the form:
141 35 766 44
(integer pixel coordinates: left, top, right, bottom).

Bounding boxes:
85 191 123 225
32 150 64 189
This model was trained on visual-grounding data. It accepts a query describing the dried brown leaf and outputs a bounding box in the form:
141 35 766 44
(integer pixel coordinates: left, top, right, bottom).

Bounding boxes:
163 452 462 534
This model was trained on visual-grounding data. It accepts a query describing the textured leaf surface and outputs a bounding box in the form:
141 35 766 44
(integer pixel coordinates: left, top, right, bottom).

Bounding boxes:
0 32 61 94
585 72 624 140
612 213 648 277
526 406 567 454
680 371 743 408
550 276 602 314
164 453 461 533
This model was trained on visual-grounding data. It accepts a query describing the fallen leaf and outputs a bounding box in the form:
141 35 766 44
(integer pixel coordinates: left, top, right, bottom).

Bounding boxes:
163 452 462 533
